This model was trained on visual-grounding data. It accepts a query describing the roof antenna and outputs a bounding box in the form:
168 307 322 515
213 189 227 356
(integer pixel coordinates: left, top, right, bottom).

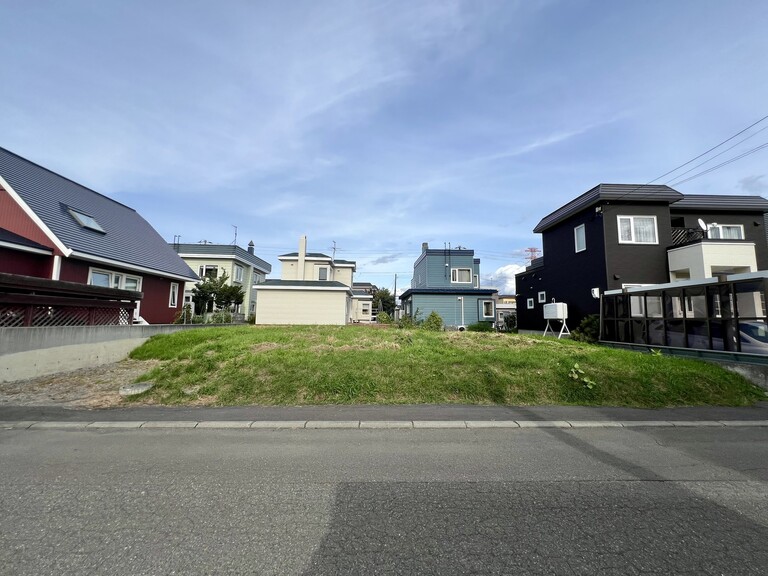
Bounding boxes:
232 225 238 246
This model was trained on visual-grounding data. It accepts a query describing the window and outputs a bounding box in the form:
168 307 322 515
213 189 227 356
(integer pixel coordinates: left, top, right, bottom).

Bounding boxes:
198 265 218 279
451 268 472 283
474 274 479 288
88 268 142 320
169 283 179 307
89 268 142 291
234 265 244 283
362 304 370 315
67 208 105 233
617 216 658 244
527 298 534 309
538 291 546 303
574 224 586 252
318 267 329 281
708 224 744 240
482 301 494 318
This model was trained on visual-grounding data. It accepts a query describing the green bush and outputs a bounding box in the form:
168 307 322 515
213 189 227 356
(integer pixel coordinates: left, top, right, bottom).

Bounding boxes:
571 314 600 343
467 322 494 332
503 314 517 332
173 304 194 324
422 311 444 331
209 311 233 324
397 308 421 329
376 311 393 324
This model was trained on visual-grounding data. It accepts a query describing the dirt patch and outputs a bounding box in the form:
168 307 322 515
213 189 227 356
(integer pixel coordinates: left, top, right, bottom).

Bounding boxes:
0 359 161 408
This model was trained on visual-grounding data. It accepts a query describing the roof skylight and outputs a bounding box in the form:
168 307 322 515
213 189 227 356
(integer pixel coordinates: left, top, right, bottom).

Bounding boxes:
68 208 105 233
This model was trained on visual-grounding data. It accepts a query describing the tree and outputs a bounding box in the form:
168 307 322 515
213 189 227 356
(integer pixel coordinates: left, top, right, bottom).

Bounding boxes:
373 288 396 316
192 272 236 315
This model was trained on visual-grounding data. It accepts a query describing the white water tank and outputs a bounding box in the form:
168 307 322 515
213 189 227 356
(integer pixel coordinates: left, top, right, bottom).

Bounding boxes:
543 302 568 320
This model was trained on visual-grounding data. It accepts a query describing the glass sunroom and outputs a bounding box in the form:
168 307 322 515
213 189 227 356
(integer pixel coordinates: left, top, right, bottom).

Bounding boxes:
601 272 768 355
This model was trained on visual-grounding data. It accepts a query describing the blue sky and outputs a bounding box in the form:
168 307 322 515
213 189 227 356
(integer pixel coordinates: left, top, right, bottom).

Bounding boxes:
3 1 768 294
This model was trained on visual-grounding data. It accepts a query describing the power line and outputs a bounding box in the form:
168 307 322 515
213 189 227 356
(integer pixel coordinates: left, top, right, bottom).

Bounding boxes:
612 113 768 202
666 124 768 186
666 141 768 186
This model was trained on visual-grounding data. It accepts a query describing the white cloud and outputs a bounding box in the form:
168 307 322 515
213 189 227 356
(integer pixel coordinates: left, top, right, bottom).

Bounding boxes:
483 264 527 294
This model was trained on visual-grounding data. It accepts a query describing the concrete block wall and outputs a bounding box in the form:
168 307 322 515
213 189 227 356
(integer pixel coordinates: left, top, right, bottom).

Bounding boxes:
0 324 214 383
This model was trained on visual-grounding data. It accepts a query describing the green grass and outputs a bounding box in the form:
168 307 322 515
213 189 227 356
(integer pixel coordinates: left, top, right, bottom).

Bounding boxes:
126 325 766 407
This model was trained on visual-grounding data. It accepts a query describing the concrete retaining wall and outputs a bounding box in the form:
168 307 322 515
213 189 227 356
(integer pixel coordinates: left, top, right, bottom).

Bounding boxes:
0 324 220 382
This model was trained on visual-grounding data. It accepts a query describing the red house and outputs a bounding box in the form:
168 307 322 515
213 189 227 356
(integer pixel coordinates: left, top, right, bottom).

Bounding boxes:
0 147 198 324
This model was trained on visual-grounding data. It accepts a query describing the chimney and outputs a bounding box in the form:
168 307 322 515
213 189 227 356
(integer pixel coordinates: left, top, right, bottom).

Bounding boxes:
247 240 254 254
422 242 429 252
298 235 307 280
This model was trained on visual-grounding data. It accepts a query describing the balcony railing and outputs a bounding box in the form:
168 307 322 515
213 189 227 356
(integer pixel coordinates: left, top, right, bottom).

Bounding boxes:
671 227 706 246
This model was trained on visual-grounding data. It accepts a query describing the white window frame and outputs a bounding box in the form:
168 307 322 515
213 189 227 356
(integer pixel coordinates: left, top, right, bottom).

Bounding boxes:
538 291 546 303
88 268 143 319
169 283 179 307
451 268 472 284
707 223 745 240
481 300 494 319
574 224 586 253
198 265 218 279
317 266 330 281
234 264 244 283
473 274 479 288
617 215 658 245
527 298 534 309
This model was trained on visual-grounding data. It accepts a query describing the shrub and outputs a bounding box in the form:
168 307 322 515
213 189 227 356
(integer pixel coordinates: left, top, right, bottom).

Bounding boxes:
377 311 393 324
397 308 422 329
422 311 444 331
467 322 494 332
571 314 600 343
209 311 233 324
503 314 517 332
247 314 256 325
173 304 194 324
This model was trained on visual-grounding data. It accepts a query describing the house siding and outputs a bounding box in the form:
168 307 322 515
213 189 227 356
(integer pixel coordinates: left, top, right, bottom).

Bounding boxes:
58 258 182 324
255 290 349 325
602 202 673 289
410 293 490 326
517 208 607 332
0 187 59 254
0 248 51 277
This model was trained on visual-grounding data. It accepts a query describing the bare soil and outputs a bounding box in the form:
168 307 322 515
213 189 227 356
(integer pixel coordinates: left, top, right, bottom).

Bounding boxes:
0 359 161 408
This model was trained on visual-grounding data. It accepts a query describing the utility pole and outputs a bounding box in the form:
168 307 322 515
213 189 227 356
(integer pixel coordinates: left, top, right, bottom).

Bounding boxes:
524 247 542 263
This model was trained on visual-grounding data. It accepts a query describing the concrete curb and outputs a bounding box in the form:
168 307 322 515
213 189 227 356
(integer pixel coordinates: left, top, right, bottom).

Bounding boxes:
3 420 768 430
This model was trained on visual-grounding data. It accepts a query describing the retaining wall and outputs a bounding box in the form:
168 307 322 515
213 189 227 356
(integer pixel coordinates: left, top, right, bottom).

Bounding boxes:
0 324 219 382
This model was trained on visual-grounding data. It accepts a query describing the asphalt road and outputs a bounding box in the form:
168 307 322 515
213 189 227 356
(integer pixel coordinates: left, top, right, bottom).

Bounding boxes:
1 426 767 575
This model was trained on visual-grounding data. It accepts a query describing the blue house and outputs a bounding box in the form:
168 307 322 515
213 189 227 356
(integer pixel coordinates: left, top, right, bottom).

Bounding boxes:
400 243 497 329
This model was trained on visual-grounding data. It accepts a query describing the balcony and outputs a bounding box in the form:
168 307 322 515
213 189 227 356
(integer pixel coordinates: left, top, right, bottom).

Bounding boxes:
667 238 757 281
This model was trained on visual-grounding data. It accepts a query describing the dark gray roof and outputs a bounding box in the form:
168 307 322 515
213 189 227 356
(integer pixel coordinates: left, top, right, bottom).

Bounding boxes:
534 184 683 233
257 280 350 289
670 194 768 212
0 147 197 280
400 287 498 299
0 227 51 251
279 252 332 259
172 243 271 273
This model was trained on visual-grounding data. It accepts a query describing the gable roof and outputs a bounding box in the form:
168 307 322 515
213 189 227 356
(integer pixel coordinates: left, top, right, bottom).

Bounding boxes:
0 147 197 281
670 194 768 212
172 243 272 274
279 252 332 259
533 184 683 233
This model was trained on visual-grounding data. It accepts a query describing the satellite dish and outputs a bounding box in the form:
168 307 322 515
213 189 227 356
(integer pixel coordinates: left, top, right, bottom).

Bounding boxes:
697 218 707 231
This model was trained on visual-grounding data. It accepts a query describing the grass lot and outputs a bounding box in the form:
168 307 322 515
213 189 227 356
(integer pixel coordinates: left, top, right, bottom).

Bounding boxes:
127 325 766 407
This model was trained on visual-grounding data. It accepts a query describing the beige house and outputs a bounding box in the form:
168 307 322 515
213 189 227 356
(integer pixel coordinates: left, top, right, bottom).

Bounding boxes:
254 236 369 325
172 241 272 317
